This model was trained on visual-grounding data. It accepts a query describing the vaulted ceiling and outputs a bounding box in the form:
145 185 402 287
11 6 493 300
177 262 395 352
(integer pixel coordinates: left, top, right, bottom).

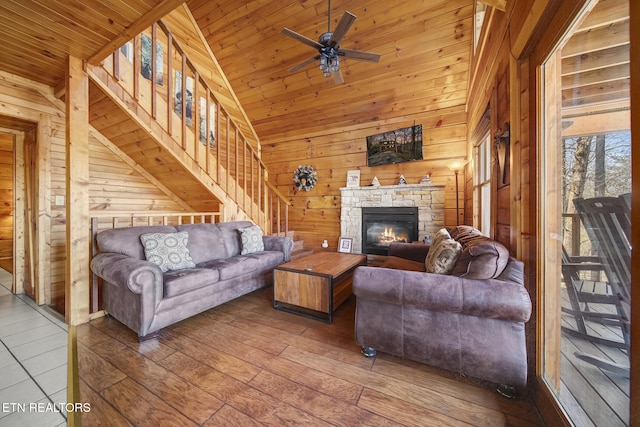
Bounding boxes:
0 0 475 145
0 0 630 144
186 0 474 141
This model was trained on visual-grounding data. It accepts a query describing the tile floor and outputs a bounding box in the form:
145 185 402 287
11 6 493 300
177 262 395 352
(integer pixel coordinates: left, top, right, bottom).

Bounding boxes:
0 269 67 427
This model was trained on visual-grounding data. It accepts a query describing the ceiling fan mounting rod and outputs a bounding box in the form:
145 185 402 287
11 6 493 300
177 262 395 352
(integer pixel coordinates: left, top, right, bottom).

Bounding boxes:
327 0 331 32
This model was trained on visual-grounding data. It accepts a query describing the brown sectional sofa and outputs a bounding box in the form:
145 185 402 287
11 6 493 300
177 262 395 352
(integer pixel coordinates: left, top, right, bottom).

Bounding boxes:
352 225 532 389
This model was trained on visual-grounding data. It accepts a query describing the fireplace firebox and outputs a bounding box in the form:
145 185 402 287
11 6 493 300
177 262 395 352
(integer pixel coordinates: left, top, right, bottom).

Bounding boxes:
362 207 418 255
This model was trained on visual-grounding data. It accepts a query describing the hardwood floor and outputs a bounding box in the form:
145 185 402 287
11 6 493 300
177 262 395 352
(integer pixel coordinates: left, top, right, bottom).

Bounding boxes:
76 287 545 426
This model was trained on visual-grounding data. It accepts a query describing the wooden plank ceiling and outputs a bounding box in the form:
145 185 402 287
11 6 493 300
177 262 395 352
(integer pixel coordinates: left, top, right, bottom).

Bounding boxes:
186 0 475 141
0 0 630 142
0 0 184 87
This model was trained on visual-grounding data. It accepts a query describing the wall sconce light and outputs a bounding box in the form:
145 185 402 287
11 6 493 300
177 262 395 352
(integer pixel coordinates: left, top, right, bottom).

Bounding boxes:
495 122 510 184
447 159 468 225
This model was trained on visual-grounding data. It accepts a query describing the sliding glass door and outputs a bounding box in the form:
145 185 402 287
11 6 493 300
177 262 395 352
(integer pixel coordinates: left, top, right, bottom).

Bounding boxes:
539 0 631 424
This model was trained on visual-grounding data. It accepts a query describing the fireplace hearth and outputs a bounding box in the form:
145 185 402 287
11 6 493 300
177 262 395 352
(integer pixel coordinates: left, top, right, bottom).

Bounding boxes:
362 207 418 255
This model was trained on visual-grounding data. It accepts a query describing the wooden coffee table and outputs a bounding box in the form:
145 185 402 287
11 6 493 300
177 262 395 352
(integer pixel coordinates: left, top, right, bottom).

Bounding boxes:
273 252 367 323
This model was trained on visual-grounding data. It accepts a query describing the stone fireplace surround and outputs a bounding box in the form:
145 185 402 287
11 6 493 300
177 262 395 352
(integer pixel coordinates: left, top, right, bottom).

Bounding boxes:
340 183 445 255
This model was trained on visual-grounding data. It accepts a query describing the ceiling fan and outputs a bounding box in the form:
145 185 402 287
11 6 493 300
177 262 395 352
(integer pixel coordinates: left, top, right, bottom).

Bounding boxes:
281 0 381 84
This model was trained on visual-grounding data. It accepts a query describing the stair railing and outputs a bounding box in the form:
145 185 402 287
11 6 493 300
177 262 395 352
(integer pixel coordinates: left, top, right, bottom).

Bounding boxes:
100 21 289 235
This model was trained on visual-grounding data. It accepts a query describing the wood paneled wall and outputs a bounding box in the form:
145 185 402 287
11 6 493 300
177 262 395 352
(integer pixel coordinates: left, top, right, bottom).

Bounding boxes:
0 73 188 314
262 105 468 250
0 133 13 272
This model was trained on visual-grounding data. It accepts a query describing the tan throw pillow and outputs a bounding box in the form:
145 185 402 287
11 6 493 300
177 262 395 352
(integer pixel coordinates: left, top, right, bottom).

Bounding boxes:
239 225 265 254
425 238 462 274
140 231 195 273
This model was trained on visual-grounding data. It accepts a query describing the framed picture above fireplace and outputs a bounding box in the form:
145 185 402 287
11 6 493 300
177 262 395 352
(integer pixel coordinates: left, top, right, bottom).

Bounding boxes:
366 124 423 167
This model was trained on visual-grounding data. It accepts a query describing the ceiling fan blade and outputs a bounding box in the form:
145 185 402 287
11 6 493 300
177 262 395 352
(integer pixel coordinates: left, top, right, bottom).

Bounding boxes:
332 69 344 85
281 28 323 50
339 48 381 63
328 11 356 47
288 55 320 73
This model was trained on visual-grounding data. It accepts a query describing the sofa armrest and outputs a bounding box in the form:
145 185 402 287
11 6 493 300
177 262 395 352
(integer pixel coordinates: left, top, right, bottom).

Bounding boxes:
262 236 294 262
90 253 163 299
388 242 430 263
353 266 531 322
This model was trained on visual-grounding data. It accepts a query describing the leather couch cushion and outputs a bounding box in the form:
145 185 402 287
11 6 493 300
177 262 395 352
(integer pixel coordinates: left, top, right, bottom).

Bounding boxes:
451 238 510 279
449 225 486 245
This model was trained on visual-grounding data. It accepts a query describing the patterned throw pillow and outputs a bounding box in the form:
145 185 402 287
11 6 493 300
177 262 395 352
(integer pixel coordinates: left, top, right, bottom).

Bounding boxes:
239 225 264 255
140 231 195 273
424 237 462 274
431 228 452 247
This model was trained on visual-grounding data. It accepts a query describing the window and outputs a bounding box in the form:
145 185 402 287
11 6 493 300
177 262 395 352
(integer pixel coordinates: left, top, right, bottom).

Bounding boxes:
473 1 487 54
473 109 491 236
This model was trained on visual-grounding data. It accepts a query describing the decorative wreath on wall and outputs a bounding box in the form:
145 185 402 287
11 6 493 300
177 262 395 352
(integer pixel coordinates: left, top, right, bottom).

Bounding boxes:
293 165 318 191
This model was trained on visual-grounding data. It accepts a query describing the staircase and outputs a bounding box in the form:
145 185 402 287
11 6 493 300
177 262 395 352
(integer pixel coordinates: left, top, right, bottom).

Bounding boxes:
279 231 315 260
85 10 289 235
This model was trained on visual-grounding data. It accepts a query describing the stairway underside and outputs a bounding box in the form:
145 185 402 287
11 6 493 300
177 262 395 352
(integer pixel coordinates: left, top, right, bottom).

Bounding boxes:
88 80 222 213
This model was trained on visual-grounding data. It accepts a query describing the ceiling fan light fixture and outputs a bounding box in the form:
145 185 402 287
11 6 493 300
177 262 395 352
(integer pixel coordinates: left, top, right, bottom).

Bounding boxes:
281 0 380 84
330 57 340 72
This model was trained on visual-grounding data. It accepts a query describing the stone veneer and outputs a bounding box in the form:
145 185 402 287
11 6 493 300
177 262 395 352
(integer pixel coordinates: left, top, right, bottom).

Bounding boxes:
340 184 446 254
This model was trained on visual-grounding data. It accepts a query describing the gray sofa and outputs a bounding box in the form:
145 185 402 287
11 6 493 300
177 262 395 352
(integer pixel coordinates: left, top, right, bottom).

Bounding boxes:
353 225 532 389
90 221 293 341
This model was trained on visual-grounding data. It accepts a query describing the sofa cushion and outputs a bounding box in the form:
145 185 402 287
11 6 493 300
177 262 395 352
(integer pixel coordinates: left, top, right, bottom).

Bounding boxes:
163 268 220 298
96 225 177 260
216 221 254 257
449 225 484 243
450 238 510 279
140 231 196 273
198 251 285 281
177 223 229 264
425 238 462 274
239 225 265 254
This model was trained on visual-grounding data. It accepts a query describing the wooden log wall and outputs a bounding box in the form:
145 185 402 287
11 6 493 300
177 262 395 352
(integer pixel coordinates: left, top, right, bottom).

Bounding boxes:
0 73 189 316
466 7 513 250
262 105 468 250
0 133 13 272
